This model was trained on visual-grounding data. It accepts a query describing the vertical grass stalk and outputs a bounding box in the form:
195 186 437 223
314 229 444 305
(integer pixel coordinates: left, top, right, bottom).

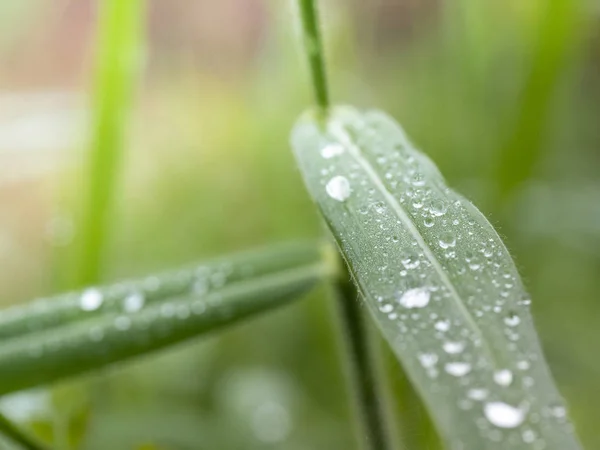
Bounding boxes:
0 412 49 450
76 0 145 286
296 1 393 446
298 0 330 109
333 277 394 450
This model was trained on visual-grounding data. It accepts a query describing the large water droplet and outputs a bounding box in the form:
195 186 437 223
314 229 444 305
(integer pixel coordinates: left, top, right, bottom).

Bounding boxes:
434 320 450 332
326 176 351 202
320 143 345 159
397 287 430 309
429 200 448 217
484 402 526 428
80 289 103 311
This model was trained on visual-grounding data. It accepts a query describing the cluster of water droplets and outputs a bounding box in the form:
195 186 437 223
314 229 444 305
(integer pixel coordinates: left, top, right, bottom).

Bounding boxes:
306 109 575 448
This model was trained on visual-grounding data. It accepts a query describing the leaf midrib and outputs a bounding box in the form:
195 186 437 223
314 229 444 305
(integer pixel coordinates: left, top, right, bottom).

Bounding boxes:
329 120 499 370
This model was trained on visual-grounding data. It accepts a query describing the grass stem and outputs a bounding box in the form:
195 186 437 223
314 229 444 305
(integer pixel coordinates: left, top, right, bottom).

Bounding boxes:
298 0 330 109
333 275 394 450
0 412 50 450
76 0 145 286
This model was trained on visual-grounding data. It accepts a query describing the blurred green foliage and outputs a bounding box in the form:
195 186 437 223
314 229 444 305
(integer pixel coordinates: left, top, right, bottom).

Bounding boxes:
0 0 598 449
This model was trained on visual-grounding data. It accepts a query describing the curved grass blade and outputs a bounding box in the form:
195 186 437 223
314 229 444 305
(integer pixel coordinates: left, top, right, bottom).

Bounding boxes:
0 242 319 340
291 106 582 450
0 412 49 450
0 244 327 395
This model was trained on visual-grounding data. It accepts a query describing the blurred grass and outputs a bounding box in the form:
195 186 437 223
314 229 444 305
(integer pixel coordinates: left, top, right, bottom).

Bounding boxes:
0 0 598 449
73 0 145 288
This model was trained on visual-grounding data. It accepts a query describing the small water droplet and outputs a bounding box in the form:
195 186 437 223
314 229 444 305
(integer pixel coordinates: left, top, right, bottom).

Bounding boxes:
504 313 521 327
429 200 447 217
326 176 351 202
467 388 488 401
401 253 420 269
434 320 450 332
438 232 456 249
123 292 145 313
494 369 513 386
423 218 435 228
379 303 394 313
484 402 526 428
418 353 438 368
444 362 471 377
321 143 345 159
443 341 465 354
517 360 530 371
80 289 103 311
397 288 430 309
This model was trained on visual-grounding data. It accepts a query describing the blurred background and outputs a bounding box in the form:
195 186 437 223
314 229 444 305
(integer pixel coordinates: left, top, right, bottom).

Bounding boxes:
0 0 598 449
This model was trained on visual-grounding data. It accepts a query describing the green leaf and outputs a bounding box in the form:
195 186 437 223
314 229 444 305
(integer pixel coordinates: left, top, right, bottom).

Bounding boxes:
291 106 582 450
0 243 326 395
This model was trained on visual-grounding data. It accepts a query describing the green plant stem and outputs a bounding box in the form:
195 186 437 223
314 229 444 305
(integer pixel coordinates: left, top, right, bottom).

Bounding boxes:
0 412 50 450
333 274 394 450
298 0 330 109
76 0 145 287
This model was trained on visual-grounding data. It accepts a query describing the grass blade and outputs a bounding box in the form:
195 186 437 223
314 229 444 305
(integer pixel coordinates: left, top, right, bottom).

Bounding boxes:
0 412 49 450
76 0 145 287
0 242 320 341
291 106 582 450
0 243 327 395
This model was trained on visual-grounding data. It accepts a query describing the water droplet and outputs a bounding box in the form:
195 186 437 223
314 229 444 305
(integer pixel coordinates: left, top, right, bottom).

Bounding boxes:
504 313 521 327
423 218 435 228
445 362 471 377
438 233 456 249
443 341 465 354
429 200 447 217
517 360 530 371
467 388 488 401
484 402 525 428
397 287 430 309
123 292 145 313
373 201 386 214
80 289 103 311
411 173 426 186
401 253 420 269
523 429 537 443
434 320 450 332
418 353 438 368
326 176 351 202
321 143 345 159
494 370 513 386
379 303 394 313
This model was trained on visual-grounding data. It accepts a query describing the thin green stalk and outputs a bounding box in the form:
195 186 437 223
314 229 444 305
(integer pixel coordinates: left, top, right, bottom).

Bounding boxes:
298 0 330 109
0 412 50 450
333 275 394 450
76 0 145 287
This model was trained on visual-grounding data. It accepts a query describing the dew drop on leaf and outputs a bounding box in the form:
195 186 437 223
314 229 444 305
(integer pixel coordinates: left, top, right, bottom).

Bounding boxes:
397 287 430 309
467 388 488 401
326 176 351 202
443 341 465 354
444 362 471 377
80 289 103 311
484 402 526 428
320 143 345 159
494 369 514 386
123 292 145 313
